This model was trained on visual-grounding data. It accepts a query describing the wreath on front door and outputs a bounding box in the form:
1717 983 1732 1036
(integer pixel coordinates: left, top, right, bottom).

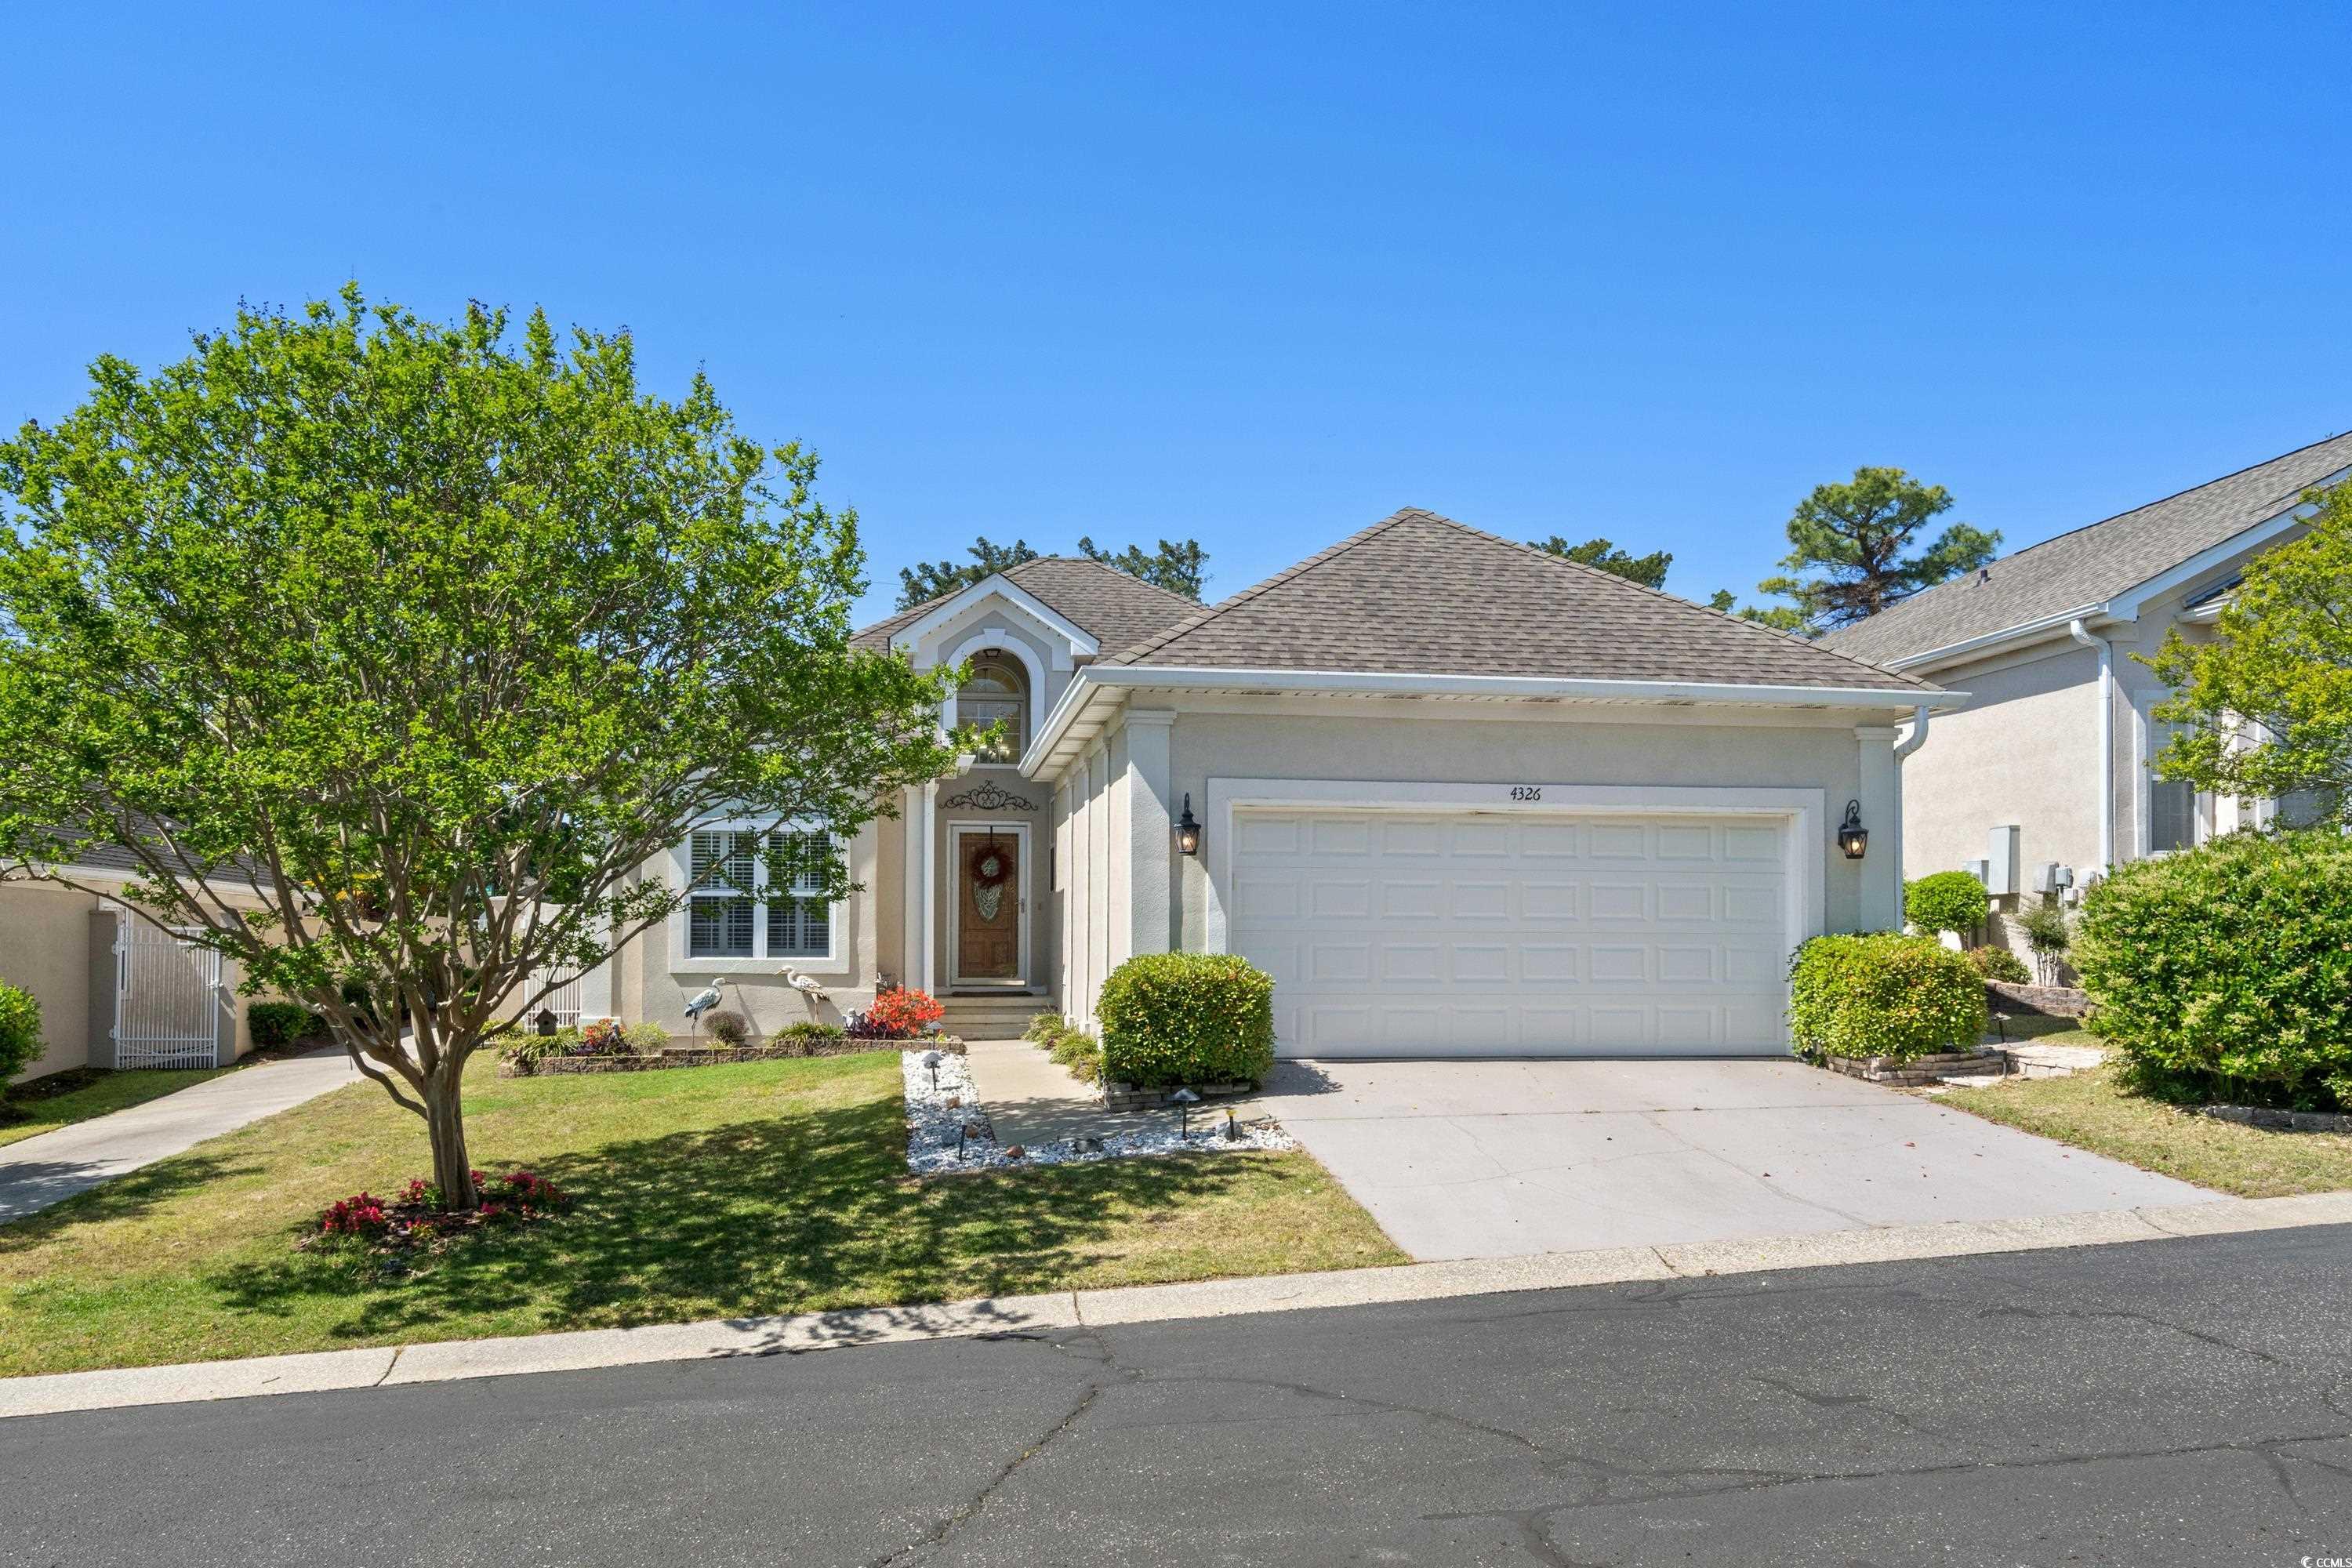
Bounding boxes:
971 843 1011 922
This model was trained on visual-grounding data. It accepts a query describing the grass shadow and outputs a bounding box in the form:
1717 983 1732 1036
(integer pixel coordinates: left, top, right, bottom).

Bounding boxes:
208 1086 1323 1342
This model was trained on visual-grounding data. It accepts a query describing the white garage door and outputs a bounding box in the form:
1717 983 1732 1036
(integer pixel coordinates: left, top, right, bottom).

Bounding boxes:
1229 808 1791 1058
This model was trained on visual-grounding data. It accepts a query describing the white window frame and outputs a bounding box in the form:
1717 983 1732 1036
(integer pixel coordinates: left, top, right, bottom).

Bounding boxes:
940 627 1047 768
667 818 851 976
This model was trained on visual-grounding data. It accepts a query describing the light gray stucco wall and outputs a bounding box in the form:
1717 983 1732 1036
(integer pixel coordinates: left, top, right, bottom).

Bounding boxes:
1903 642 2100 885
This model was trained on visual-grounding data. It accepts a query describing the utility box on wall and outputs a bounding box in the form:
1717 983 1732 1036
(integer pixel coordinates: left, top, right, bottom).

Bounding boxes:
1986 825 2021 898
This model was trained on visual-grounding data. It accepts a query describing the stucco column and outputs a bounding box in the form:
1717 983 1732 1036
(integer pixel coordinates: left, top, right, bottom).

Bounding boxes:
918 779 939 993
1123 711 1175 959
899 785 927 994
1855 725 1902 931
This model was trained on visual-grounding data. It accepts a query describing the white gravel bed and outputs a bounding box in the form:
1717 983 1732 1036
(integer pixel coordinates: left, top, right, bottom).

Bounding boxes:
902 1050 1295 1174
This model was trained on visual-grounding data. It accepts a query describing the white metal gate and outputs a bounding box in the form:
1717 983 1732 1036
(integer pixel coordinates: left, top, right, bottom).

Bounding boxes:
532 970 583 1028
114 920 227 1069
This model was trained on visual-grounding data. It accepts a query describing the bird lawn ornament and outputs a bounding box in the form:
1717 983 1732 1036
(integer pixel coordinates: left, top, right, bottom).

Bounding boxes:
683 980 725 1044
781 967 831 1018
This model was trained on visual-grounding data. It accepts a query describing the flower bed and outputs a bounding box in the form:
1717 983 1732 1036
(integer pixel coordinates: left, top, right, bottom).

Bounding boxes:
504 1033 963 1076
307 1169 570 1266
902 1050 1294 1174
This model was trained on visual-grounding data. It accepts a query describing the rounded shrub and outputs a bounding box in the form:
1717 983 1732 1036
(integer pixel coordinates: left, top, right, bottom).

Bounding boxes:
1096 951 1276 1088
247 1000 322 1051
0 981 39 1094
2074 829 2352 1109
1788 933 1987 1063
1965 946 2032 985
1904 870 1989 937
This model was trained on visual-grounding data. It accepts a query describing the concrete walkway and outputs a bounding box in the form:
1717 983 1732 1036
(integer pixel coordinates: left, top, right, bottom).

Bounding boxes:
1260 1058 2223 1261
964 1037 1195 1147
0 1048 359 1225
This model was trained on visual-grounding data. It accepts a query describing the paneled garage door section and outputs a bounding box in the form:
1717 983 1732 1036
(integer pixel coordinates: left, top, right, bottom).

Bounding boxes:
1229 809 1790 1058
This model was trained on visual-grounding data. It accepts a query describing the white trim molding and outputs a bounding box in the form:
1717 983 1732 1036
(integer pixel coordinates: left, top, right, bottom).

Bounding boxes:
1019 665 1965 782
945 820 1033 990
890 575 1098 668
940 627 1047 760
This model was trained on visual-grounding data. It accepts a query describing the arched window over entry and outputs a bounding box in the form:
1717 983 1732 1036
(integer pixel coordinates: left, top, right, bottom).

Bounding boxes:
959 652 1029 762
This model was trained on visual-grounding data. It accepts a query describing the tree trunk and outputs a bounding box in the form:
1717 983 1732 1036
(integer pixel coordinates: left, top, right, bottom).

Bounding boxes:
423 1066 479 1210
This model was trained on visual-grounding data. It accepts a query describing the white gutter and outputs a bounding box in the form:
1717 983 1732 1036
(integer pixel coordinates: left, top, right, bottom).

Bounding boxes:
2068 619 2116 868
1889 703 1933 899
1884 604 2101 673
1019 664 1963 778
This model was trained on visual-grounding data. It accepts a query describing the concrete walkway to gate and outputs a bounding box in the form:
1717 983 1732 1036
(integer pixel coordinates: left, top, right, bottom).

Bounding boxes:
0 1048 359 1226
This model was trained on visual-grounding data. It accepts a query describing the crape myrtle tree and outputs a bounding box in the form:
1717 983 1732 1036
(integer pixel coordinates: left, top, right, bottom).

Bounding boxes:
0 288 960 1209
2147 483 2352 825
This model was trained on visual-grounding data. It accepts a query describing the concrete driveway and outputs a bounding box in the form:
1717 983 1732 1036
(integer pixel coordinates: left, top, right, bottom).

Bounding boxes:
1258 1058 2223 1261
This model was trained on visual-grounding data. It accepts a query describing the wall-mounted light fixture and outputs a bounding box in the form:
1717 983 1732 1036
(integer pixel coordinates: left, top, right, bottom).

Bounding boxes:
1837 799 1868 860
1174 793 1202 856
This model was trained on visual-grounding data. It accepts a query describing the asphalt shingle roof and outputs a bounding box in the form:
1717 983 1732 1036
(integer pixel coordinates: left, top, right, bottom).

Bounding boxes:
851 557 1202 658
1823 430 2352 666
1102 509 1933 692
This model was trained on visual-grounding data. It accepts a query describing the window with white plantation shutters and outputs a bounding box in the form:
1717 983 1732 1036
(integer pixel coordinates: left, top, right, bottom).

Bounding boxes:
687 827 838 960
2147 721 2203 854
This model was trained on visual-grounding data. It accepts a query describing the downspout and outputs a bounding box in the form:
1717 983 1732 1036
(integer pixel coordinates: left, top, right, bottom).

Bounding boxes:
1890 704 1932 903
2068 619 2115 869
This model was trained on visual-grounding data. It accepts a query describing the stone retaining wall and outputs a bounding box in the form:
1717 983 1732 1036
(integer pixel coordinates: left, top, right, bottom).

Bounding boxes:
2195 1103 2352 1134
1986 981 2091 1019
1823 1050 2003 1088
1101 1080 1258 1113
502 1036 965 1077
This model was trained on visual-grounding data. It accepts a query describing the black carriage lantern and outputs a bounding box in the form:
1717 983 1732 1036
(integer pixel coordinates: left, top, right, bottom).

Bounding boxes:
1837 799 1869 860
1174 794 1202 857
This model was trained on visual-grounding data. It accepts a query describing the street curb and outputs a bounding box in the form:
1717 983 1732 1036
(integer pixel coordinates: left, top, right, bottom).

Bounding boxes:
6 1191 2350 1421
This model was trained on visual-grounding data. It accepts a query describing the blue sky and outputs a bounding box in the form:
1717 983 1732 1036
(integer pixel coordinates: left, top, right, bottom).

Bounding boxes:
5 3 2346 625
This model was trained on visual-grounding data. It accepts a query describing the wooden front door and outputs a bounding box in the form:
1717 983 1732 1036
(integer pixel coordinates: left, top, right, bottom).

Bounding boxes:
955 832 1022 983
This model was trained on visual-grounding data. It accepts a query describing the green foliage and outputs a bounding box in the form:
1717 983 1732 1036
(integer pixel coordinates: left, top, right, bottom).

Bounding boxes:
1023 1010 1067 1045
895 536 1041 608
2147 485 2352 826
1905 870 1990 935
248 1001 325 1051
704 1011 753 1048
1096 952 1276 1088
1047 1026 1104 1085
624 1022 671 1056
1530 536 1671 590
1705 587 1811 632
0 286 958 1207
2018 896 2072 985
1733 466 1999 635
765 1020 848 1054
1078 535 1208 601
1965 946 2033 984
1787 934 1987 1062
0 982 41 1094
2074 830 2352 1109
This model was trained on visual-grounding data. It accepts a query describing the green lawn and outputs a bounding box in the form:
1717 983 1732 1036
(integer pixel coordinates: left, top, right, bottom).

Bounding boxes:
0 1067 232 1149
1943 1066 2352 1198
0 1049 1403 1378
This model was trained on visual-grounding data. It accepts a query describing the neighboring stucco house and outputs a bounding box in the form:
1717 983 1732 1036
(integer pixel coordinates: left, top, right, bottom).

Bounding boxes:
0 844 265 1081
1823 431 2352 952
607 509 1958 1057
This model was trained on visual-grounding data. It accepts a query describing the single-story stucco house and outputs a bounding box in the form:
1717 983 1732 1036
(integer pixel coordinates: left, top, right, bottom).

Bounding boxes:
597 509 1962 1057
1822 430 2351 956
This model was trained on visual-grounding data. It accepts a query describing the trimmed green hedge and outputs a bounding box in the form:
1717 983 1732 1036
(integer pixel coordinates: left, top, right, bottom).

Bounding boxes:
1788 933 1987 1062
1904 870 1988 936
0 982 39 1094
248 1000 326 1051
2075 829 2352 1109
1097 951 1276 1088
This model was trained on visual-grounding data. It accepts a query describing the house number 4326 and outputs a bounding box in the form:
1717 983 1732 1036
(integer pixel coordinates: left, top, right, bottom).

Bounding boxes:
1508 786 1543 802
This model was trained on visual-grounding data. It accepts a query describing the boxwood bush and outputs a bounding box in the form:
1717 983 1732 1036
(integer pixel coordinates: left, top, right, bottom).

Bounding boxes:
1904 870 1989 937
2074 829 2352 1109
0 981 39 1096
247 1000 325 1051
1096 951 1276 1088
1965 946 2033 985
1788 933 1987 1063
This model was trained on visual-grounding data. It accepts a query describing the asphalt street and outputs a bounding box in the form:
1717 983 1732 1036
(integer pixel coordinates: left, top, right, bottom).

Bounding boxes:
9 1225 2352 1566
